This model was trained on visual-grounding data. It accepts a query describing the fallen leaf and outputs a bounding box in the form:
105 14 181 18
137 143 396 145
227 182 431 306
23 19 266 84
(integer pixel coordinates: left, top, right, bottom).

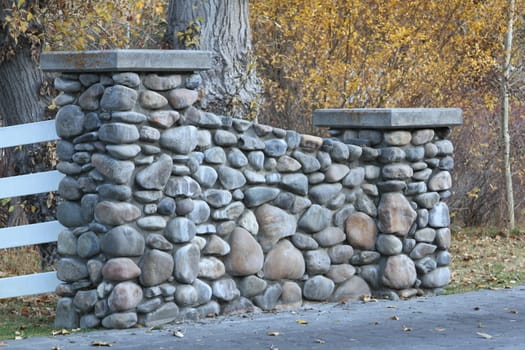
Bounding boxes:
476 332 493 340
52 329 70 336
267 331 281 336
91 341 112 347
52 347 61 350
0 342 6 347
403 325 413 332
478 322 484 328
386 305 398 309
361 295 377 303
173 330 184 338
314 339 325 344
296 319 308 325
269 345 279 350
509 309 518 314
370 321 380 325
14 336 24 340
473 307 480 311
434 327 446 332
206 313 217 318
391 316 400 321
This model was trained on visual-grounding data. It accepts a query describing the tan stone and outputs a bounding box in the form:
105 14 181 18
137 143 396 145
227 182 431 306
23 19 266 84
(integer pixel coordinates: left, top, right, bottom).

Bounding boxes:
224 228 264 276
102 258 141 281
345 212 377 250
382 254 417 289
255 204 297 251
263 240 305 280
377 193 417 236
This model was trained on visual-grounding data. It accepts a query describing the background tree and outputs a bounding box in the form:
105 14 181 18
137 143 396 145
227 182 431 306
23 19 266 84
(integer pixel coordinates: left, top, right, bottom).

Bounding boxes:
164 0 261 119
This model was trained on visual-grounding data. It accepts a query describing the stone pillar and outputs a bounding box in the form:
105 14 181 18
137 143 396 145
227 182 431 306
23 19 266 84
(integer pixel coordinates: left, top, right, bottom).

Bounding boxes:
313 108 462 298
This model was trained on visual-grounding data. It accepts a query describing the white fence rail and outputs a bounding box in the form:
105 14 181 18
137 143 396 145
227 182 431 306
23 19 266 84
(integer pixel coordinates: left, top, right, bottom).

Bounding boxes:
0 119 63 299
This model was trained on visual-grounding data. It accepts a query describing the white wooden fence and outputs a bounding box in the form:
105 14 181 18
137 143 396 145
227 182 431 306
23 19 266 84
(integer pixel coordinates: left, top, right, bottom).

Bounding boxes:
0 119 64 299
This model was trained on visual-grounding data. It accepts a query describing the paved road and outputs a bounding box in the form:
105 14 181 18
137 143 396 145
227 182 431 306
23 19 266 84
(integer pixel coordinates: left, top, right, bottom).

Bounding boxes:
4 285 524 349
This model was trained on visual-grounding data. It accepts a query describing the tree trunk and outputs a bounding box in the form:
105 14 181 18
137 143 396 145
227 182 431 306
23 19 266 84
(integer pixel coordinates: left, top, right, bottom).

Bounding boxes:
501 0 515 232
165 0 261 119
0 1 56 269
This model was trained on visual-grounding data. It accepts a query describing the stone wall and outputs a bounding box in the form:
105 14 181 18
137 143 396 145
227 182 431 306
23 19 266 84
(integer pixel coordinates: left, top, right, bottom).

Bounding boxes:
41 50 462 330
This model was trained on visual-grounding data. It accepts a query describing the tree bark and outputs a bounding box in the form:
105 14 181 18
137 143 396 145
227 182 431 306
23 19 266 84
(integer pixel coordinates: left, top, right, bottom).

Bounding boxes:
501 0 515 231
0 1 55 269
165 0 261 119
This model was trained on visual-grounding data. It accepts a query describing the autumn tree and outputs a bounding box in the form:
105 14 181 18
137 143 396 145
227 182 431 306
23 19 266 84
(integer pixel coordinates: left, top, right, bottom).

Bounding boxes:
164 0 261 119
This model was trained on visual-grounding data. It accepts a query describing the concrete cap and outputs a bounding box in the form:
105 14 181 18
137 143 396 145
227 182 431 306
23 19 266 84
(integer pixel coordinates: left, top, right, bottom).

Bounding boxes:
40 49 212 73
313 108 463 129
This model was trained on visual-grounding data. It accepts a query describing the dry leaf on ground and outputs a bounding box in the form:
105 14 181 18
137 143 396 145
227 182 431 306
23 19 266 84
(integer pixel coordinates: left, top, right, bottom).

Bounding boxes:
296 319 308 325
267 331 281 336
476 332 493 339
91 340 112 347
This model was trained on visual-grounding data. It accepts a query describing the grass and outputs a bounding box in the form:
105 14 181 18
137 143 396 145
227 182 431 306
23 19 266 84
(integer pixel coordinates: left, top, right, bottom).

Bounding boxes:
1 228 524 341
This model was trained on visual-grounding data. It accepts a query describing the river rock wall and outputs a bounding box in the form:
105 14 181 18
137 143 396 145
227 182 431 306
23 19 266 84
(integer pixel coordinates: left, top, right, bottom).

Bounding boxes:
46 51 457 330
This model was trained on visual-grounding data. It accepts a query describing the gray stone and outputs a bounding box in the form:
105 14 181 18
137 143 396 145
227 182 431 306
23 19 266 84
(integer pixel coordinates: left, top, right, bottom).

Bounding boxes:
350 251 381 265
238 210 259 235
165 176 202 198
197 130 212 150
345 212 377 250
198 257 226 280
139 126 161 142
421 267 451 288
57 257 88 282
330 276 371 301
224 228 264 276
253 284 282 311
58 230 77 256
415 192 440 209
327 141 348 162
309 183 342 205
355 192 377 217
204 147 226 164
139 249 174 287
77 231 100 258
238 136 265 151
362 184 379 197
406 182 427 195
57 201 86 227
327 245 354 264
435 140 454 155
281 173 308 195
435 228 451 249
213 130 237 146
417 209 429 228
57 141 75 161
382 164 414 180
80 314 101 329
134 190 163 203
203 189 232 208
144 74 182 90
79 83 104 110
137 298 162 314
326 264 356 283
139 90 168 109
55 93 76 106
73 290 98 312
244 187 280 207
94 201 141 226
108 281 143 311
405 146 425 161
436 250 451 266
139 302 179 327
56 105 85 138
105 144 141 160
154 198 175 217
291 232 319 250
333 205 356 227
102 258 141 281
376 234 403 256
175 285 198 306
412 168 433 181
193 278 212 305
377 192 417 236
382 254 417 289
276 155 301 172
97 184 132 201
187 200 210 224
264 139 287 157
308 172 326 186
414 228 436 243
101 312 137 329
263 240 305 280
429 171 452 191
415 256 437 274
100 225 145 257
217 166 246 190
255 204 297 251
425 143 439 157
410 243 437 259
384 131 412 146
111 73 139 87
429 202 450 228
198 112 222 128
165 217 196 243
341 167 365 188
55 77 81 92
238 276 267 297
300 134 323 151
203 235 230 256
365 165 381 180
379 147 406 163
168 88 198 109
304 249 331 275
100 85 138 111
212 278 240 301
303 275 335 301
247 151 265 170
174 244 200 284
412 129 435 145
292 150 321 173
228 148 248 168
92 154 134 184
212 201 245 221
160 126 199 154
244 169 266 184
298 204 331 233
313 227 346 247
265 172 281 185
55 298 79 329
